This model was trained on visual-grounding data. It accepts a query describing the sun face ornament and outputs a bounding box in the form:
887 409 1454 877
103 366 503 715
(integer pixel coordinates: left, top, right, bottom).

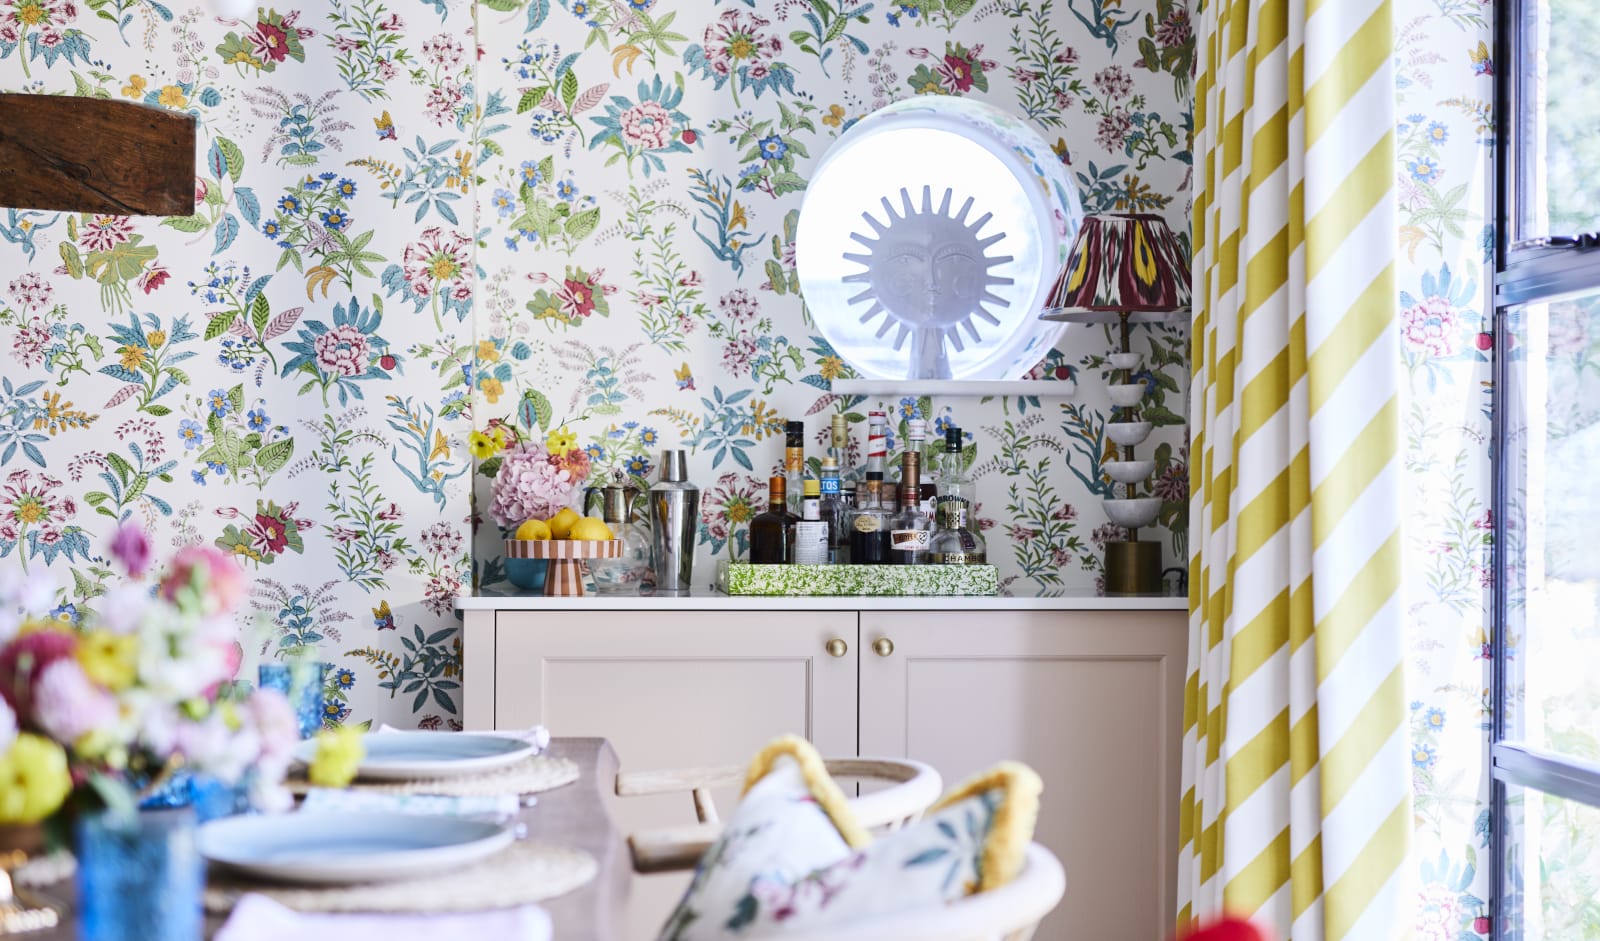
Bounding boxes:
796 97 1083 381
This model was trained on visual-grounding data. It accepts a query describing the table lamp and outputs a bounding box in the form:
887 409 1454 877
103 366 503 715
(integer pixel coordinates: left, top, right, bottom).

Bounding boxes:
1039 213 1191 594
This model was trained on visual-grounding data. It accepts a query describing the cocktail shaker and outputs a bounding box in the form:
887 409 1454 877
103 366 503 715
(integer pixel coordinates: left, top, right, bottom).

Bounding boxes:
648 450 699 594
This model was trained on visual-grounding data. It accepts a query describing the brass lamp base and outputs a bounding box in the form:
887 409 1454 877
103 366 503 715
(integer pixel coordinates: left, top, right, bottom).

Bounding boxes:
1104 540 1163 595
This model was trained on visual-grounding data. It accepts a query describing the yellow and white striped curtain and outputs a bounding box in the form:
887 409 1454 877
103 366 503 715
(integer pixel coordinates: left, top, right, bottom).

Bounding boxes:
1181 0 1413 937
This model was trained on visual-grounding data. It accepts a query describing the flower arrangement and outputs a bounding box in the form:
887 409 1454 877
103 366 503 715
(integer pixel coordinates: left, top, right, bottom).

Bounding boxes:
0 523 299 830
473 417 592 530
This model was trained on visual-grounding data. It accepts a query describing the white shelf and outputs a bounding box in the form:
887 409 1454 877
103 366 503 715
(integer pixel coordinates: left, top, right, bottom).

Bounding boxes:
458 588 1185 611
830 379 1076 398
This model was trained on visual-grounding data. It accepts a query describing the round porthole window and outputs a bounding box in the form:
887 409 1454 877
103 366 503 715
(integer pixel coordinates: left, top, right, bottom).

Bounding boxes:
795 97 1084 381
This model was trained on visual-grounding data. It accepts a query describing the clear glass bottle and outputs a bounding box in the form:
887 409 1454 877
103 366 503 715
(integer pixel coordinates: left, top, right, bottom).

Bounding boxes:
749 476 797 564
829 413 851 485
926 498 986 564
889 424 931 564
793 479 830 564
588 474 652 594
818 457 845 564
935 425 975 511
784 419 806 516
864 410 889 509
849 473 891 564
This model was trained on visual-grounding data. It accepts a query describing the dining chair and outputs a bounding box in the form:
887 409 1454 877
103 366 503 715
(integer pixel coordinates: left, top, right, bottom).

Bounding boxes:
615 756 942 874
762 841 1065 941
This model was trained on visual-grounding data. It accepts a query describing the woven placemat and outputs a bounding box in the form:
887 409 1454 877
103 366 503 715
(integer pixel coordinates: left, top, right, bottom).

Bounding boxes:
288 753 579 797
204 838 596 914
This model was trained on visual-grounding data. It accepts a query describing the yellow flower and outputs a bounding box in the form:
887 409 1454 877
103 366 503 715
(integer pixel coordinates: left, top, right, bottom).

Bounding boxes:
818 356 845 380
308 726 365 788
157 85 188 109
729 201 748 231
121 75 147 99
468 430 498 460
145 329 167 349
77 629 138 692
545 426 577 456
479 376 504 404
0 734 72 824
823 104 846 128
476 340 500 362
489 425 511 448
118 344 146 370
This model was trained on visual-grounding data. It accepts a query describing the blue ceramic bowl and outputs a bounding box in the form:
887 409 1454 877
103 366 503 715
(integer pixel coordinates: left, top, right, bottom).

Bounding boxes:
505 557 548 591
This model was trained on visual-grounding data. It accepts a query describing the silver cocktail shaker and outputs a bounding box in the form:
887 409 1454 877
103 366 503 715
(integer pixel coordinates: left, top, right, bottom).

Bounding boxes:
648 450 699 595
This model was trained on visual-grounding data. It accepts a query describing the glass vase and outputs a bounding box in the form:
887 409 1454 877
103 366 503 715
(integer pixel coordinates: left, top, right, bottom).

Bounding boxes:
74 806 202 941
258 659 326 739
588 517 653 595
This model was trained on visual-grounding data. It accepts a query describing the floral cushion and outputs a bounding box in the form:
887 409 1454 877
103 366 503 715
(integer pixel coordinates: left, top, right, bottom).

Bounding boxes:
658 736 1041 940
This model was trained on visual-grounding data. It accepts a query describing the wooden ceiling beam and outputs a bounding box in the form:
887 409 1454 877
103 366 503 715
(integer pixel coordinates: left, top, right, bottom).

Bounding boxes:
0 93 196 217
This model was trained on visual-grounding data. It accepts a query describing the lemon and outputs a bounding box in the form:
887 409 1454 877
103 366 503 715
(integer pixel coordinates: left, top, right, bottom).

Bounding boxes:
569 516 614 541
514 518 552 540
547 507 582 539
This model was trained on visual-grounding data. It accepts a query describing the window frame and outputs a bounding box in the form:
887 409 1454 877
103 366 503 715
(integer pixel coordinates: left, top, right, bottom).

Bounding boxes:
1491 0 1600 937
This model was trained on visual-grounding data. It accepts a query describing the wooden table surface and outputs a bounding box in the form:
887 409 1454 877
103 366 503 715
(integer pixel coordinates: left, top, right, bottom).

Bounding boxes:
18 737 631 941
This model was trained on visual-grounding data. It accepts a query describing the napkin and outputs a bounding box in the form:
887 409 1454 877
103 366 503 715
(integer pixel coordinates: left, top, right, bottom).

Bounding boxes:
215 894 553 941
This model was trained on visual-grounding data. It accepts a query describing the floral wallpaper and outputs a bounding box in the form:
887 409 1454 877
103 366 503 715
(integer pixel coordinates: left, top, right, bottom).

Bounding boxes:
1390 0 1497 938
470 0 1195 593
1 0 1195 729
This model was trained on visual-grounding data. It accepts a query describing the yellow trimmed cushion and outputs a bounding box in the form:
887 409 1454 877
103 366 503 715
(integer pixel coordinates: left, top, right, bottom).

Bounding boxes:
658 735 1042 939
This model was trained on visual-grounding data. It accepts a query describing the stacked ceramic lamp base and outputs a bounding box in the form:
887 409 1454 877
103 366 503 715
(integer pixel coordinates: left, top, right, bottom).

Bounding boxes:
1101 351 1164 594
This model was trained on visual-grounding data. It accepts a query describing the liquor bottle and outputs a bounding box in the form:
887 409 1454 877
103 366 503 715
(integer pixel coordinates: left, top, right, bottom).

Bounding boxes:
793 479 830 564
819 457 845 564
936 425 975 510
889 423 931 564
864 410 889 510
849 473 891 564
829 413 850 482
899 418 927 510
926 498 986 564
784 420 806 516
836 482 856 564
749 476 796 564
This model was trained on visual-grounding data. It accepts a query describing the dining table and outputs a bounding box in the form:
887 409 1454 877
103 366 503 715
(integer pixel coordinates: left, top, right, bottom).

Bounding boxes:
15 737 632 941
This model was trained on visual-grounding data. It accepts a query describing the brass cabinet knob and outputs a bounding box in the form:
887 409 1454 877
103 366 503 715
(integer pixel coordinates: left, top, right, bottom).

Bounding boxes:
825 638 848 658
872 637 895 657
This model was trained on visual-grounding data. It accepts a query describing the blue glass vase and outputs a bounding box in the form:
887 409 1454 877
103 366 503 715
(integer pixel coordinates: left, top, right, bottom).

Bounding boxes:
259 659 326 739
140 769 250 823
74 806 202 941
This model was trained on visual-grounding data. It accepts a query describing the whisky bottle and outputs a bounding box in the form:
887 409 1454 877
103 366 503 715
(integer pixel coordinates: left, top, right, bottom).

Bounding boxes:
889 420 931 564
849 473 891 564
749 476 796 564
793 479 830 564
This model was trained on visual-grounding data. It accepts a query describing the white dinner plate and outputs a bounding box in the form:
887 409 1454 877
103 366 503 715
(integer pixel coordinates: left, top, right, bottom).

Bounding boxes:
198 812 514 884
294 731 536 781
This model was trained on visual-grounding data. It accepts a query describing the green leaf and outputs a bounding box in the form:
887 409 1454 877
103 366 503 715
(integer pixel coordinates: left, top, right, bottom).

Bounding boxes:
477 455 503 477
161 213 209 233
538 155 554 183
251 291 271 337
59 241 84 279
560 70 578 111
143 404 171 417
104 451 134 480
517 85 549 113
216 136 245 183
205 309 239 341
255 438 294 475
228 384 245 417
769 171 807 196
519 388 553 432
480 0 519 10
123 473 148 505
564 206 601 241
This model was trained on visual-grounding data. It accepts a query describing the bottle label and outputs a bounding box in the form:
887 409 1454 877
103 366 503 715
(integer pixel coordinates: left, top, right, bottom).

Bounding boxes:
890 529 931 550
853 515 881 533
820 477 841 495
785 447 804 473
794 521 829 564
929 552 985 565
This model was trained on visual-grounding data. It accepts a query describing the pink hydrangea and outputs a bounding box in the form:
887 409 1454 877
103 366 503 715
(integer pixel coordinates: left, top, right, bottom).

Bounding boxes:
489 444 579 528
33 659 118 743
1401 296 1459 357
160 545 248 615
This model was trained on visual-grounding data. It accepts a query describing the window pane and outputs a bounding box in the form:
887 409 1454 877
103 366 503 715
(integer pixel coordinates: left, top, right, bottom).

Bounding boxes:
1503 295 1600 762
1516 0 1600 238
1500 784 1600 939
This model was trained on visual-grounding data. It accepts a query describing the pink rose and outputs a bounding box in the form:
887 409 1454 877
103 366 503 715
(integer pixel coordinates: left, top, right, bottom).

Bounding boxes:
0 630 78 718
160 546 247 615
108 520 152 578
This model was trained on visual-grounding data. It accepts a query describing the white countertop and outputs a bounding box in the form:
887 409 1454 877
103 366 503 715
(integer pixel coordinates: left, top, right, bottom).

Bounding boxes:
457 587 1188 611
